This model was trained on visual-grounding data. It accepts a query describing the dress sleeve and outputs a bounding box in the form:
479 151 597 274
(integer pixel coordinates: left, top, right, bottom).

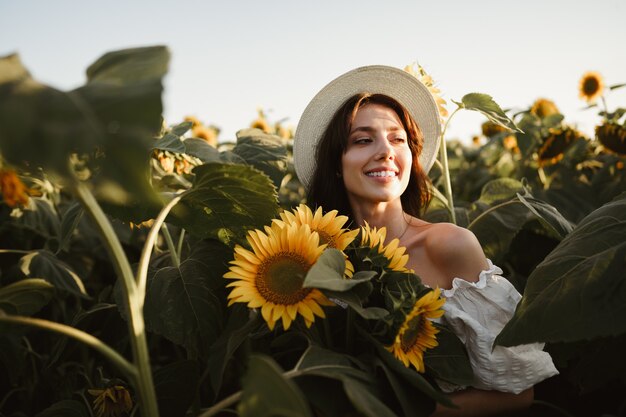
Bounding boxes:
438 260 558 394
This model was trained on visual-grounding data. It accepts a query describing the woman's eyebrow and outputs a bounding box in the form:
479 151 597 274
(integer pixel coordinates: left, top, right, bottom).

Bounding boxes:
349 125 404 134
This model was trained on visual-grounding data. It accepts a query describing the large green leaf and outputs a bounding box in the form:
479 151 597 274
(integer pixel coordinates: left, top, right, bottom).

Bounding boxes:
73 47 170 222
19 250 87 297
457 93 521 133
342 377 398 417
172 163 279 242
0 278 54 315
304 249 376 292
34 400 89 417
424 323 474 387
206 305 261 400
182 138 221 163
153 360 200 417
152 121 191 153
477 178 525 205
143 254 227 359
374 358 434 417
238 355 313 417
12 198 61 243
233 128 288 189
0 54 102 175
495 194 626 347
469 194 570 263
57 201 84 254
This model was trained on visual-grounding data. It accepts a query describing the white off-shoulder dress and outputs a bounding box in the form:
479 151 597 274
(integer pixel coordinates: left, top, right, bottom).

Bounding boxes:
437 260 558 394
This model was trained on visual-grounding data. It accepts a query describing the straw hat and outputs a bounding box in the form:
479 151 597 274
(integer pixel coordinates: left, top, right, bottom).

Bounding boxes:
294 65 441 190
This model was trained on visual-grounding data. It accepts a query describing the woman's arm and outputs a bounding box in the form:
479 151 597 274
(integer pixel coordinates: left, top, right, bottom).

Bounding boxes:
432 387 534 417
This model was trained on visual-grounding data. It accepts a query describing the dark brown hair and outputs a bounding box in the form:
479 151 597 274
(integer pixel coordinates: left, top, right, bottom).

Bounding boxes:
307 93 432 222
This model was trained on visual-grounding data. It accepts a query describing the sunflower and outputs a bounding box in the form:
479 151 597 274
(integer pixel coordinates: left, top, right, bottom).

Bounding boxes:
87 385 133 417
404 63 448 122
481 121 508 138
596 122 626 156
0 169 35 208
250 108 271 133
274 204 358 250
360 222 411 272
530 98 560 119
224 223 334 330
274 204 358 277
538 127 583 166
579 71 605 104
387 288 445 373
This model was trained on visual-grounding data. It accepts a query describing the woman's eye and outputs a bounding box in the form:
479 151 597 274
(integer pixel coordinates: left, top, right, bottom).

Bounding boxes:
393 137 407 143
353 137 372 144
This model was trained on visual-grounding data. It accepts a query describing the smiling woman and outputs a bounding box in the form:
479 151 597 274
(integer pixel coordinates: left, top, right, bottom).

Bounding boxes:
294 65 559 416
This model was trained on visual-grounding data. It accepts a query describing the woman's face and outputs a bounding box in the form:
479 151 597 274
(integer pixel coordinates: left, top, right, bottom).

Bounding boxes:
341 103 413 208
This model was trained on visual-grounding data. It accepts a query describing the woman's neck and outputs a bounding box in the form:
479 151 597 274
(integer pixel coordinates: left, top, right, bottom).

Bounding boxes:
351 200 408 239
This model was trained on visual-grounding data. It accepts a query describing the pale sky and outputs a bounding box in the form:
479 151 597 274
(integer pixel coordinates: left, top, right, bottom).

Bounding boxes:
1 0 625 143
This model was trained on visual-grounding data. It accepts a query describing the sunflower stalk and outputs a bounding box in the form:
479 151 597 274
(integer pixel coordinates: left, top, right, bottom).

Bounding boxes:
0 313 137 380
73 182 160 417
438 107 461 224
160 223 180 268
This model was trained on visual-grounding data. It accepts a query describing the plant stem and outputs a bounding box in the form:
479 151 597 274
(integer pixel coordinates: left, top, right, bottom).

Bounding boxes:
160 224 180 268
0 313 137 380
136 192 185 296
438 108 460 224
176 228 186 261
74 182 159 417
198 369 303 417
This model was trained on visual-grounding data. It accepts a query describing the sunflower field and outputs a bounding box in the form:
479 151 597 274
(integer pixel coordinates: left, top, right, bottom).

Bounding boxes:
0 46 625 417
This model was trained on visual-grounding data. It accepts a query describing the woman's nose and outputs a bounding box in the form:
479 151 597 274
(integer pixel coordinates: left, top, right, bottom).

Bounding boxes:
375 138 394 160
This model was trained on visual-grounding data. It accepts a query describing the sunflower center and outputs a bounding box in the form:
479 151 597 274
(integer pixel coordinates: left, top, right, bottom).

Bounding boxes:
583 77 599 95
400 313 425 352
256 252 312 305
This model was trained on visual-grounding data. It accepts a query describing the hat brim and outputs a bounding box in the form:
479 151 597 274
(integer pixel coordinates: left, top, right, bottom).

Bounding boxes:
294 65 442 190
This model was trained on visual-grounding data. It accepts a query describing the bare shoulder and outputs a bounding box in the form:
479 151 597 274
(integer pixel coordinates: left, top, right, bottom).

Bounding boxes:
422 222 489 283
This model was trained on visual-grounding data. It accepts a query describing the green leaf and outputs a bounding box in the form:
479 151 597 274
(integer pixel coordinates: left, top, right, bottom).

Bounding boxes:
477 178 525 205
207 305 261 400
153 132 186 153
357 326 452 406
374 358 434 417
542 113 564 129
13 198 61 243
0 54 103 175
238 355 313 417
153 360 200 417
73 46 170 222
342 377 398 417
152 121 193 153
295 345 371 381
233 128 288 189
172 163 279 242
516 193 573 239
304 249 376 292
469 195 570 263
495 194 626 347
424 323 474 386
182 138 221 162
458 93 522 133
19 250 87 297
57 202 84 253
0 278 54 315
34 400 89 417
143 254 228 359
